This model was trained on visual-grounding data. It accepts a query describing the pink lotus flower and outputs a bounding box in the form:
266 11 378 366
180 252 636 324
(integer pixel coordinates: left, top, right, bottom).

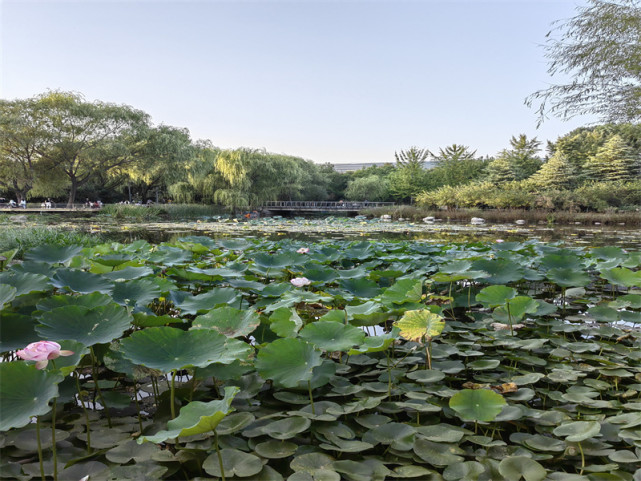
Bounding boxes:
496 239 505 243
16 341 74 370
297 247 310 254
290 277 311 287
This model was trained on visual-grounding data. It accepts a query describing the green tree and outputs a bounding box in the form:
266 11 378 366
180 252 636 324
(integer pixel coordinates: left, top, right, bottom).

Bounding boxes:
583 134 639 181
388 165 429 202
432 144 486 186
485 157 515 184
125 125 194 202
345 175 390 201
529 151 577 189
394 146 431 168
496 135 542 181
0 98 43 201
527 0 641 124
30 91 150 206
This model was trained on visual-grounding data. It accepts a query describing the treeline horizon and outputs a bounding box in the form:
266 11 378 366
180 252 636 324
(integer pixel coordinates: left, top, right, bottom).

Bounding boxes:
1 91 640 212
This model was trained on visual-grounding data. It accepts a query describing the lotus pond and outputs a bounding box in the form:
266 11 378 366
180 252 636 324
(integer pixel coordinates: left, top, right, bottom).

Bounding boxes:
1 236 640 481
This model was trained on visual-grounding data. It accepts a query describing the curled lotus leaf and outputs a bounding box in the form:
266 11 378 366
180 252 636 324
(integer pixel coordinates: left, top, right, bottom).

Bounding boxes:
140 386 239 443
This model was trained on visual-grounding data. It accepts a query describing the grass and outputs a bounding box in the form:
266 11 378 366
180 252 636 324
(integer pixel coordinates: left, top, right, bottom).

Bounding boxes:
0 226 104 259
362 206 641 226
98 204 227 221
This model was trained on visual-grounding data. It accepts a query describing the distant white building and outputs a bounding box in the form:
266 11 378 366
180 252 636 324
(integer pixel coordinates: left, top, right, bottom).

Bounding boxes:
331 161 435 173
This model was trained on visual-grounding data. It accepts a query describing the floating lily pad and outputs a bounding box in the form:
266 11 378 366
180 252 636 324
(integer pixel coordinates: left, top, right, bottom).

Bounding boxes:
299 321 365 352
449 389 507 422
192 306 260 338
203 448 263 478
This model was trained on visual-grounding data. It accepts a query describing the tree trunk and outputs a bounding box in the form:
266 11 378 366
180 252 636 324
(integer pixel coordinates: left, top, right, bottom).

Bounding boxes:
67 180 78 208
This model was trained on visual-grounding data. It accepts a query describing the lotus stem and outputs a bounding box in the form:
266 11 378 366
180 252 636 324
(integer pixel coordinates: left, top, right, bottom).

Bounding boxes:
214 431 225 481
133 384 143 434
75 372 92 453
170 370 177 419
506 301 514 336
52 398 58 481
308 380 315 415
89 347 112 428
36 417 45 481
578 442 585 475
425 339 432 370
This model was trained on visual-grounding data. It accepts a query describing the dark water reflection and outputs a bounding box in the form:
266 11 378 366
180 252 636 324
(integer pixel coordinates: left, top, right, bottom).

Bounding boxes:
97 221 641 249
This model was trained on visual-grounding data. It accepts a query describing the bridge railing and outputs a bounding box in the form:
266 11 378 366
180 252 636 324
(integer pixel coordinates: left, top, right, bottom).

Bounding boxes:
263 201 395 209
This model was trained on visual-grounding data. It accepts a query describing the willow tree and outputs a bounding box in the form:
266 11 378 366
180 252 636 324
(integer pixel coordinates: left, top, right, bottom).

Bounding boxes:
124 125 194 202
0 98 43 202
527 0 641 124
30 91 150 206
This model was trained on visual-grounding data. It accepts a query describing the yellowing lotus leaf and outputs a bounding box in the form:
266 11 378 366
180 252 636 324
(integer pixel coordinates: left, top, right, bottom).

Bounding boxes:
395 310 445 343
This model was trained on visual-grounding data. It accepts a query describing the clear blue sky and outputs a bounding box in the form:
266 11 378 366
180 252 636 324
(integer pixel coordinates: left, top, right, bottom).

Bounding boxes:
1 0 594 164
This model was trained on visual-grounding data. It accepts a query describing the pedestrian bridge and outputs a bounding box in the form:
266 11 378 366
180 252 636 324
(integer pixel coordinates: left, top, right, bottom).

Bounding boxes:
262 200 394 214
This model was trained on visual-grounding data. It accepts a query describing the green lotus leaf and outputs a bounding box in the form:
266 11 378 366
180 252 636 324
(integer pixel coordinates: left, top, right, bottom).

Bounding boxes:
395 310 445 343
0 312 40 353
336 267 368 279
254 440 297 459
220 238 253 250
48 339 88 376
0 271 50 296
192 306 260 338
290 453 335 475
471 259 524 284
140 386 238 443
552 421 601 442
412 438 464 466
112 278 161 307
407 369 446 383
51 268 114 294
0 284 16 307
348 326 399 355
608 449 641 463
492 296 539 323
101 266 154 282
299 321 365 352
363 422 416 451
92 254 132 267
106 439 161 463
380 278 423 304
120 327 250 372
214 412 256 435
600 267 641 288
546 267 591 288
24 245 83 264
443 461 485 481
261 416 311 440
498 456 547 481
476 285 517 308
319 309 347 323
0 362 63 431
11 260 55 277
391 465 438 479
303 266 339 284
339 278 382 298
146 246 193 266
296 359 336 390
176 287 242 315
132 313 185 327
253 252 297 269
256 338 322 388
592 246 627 261
37 292 113 311
467 359 500 370
269 307 303 338
449 389 507 422
36 304 132 347
344 301 388 326
540 254 583 270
